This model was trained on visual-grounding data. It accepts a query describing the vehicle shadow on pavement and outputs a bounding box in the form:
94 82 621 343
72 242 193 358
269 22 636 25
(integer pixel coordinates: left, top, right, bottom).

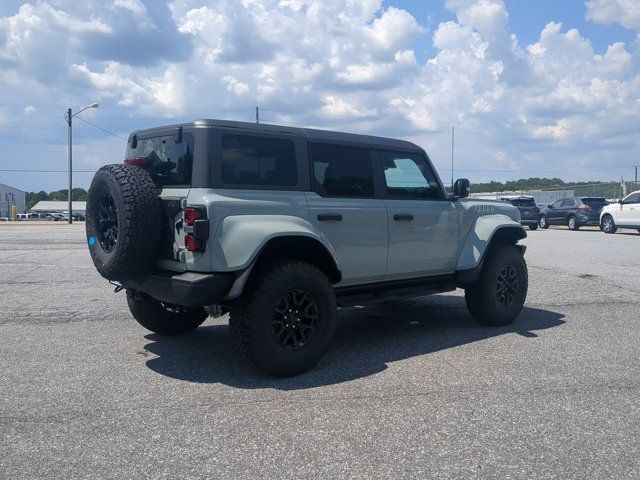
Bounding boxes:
142 295 565 390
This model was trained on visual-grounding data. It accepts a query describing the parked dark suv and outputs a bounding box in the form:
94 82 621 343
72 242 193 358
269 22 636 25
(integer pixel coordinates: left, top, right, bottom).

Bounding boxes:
501 197 540 230
539 197 609 230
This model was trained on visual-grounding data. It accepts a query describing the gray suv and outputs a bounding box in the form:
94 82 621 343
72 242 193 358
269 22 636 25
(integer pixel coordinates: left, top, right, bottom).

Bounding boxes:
86 119 528 377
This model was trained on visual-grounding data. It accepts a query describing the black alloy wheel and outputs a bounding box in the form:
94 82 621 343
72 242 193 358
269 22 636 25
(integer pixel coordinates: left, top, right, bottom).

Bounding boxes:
96 192 118 253
272 289 319 350
496 265 518 308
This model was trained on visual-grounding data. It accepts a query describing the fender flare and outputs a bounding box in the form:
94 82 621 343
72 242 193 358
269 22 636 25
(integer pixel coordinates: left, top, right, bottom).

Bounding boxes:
211 214 341 273
456 214 526 273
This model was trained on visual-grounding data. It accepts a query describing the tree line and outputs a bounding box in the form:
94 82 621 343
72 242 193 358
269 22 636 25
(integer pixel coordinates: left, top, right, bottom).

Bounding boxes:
26 177 636 210
26 188 88 210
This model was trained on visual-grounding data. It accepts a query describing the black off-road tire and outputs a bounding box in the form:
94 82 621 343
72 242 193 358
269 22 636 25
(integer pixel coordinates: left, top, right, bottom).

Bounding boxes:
126 290 207 335
529 223 538 231
601 214 617 234
539 216 549 229
86 164 162 280
229 260 337 377
567 215 580 230
465 245 528 327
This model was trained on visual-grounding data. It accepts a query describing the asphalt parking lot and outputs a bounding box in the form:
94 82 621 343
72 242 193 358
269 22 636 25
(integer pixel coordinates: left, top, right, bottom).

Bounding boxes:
1 223 639 479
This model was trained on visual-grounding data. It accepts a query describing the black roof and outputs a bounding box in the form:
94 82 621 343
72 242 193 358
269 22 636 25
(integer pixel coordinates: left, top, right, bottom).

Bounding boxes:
129 119 423 152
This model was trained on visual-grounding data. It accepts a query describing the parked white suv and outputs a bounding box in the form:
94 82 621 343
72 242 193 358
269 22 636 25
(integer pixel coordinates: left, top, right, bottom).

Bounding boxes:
600 190 640 234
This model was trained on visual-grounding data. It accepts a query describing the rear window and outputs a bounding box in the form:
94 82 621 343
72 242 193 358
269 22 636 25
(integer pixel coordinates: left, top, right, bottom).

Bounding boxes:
126 134 194 187
508 198 536 207
221 134 297 187
581 197 608 207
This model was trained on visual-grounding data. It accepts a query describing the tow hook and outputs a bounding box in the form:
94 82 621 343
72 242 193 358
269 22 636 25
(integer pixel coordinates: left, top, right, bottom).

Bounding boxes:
109 280 124 293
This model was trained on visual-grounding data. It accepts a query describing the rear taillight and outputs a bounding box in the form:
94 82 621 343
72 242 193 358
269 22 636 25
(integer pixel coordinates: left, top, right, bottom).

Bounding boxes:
184 234 200 252
124 157 148 166
183 207 208 252
184 207 202 226
578 205 592 211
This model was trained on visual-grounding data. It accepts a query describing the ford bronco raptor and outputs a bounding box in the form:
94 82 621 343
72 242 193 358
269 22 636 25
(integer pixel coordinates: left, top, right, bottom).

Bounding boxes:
86 119 528 377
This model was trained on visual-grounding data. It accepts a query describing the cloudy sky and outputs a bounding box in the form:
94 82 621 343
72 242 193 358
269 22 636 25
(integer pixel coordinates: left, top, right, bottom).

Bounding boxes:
1 0 639 192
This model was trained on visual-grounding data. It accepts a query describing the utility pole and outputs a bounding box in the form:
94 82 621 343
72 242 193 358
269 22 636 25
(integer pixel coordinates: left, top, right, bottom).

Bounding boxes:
66 108 73 225
451 126 455 188
64 103 99 225
635 165 638 191
256 106 259 124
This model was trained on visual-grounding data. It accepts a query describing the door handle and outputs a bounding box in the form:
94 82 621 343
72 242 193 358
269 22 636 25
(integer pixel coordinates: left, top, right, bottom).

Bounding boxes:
317 213 342 221
393 213 414 221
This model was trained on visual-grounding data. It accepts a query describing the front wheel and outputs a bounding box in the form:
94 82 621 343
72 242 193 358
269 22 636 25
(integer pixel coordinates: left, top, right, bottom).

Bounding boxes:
601 215 617 234
126 290 207 335
465 245 528 326
539 216 549 229
528 223 538 231
229 260 337 377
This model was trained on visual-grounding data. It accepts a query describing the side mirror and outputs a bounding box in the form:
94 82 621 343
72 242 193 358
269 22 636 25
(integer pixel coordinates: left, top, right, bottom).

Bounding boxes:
618 199 624 204
453 178 470 199
547 204 554 209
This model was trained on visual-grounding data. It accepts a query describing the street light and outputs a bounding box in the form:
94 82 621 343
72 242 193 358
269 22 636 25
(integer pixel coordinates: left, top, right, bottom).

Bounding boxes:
65 103 99 224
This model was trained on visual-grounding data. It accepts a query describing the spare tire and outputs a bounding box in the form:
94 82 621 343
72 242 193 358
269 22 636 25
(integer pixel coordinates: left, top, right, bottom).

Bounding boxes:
86 164 162 280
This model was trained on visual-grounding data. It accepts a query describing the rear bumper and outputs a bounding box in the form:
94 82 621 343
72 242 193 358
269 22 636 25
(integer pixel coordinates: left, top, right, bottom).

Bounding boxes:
122 271 236 307
577 215 601 226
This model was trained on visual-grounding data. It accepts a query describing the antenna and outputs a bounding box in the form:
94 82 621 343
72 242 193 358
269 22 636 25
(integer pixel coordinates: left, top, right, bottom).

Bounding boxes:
256 106 259 124
451 126 455 188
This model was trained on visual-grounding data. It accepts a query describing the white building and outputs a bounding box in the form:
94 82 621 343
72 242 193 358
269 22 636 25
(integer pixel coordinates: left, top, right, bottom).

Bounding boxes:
29 200 87 215
0 182 26 218
30 201 87 214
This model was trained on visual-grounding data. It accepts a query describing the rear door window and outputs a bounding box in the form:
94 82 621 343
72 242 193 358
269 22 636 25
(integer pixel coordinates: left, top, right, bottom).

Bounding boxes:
221 134 297 187
310 143 374 198
126 134 195 187
560 199 574 208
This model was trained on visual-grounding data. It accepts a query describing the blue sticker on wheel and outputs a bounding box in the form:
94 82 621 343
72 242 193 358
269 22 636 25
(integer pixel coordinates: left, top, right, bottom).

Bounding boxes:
88 236 95 246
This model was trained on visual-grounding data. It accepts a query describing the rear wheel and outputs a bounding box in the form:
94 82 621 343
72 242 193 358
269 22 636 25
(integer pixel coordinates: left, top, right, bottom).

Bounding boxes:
568 215 579 230
126 290 207 335
601 215 617 234
528 223 538 231
465 245 528 326
229 260 336 377
539 216 549 229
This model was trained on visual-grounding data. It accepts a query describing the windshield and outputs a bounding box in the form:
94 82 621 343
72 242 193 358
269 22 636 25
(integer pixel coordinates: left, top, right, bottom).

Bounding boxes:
126 133 194 187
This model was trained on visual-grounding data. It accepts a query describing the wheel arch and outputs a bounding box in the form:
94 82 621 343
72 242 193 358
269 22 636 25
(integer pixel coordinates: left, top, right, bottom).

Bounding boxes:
456 215 526 272
221 233 342 301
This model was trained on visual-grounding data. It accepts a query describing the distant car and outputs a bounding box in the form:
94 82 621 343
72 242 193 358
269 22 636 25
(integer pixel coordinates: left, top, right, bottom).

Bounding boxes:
501 197 540 230
600 190 640 234
539 197 609 230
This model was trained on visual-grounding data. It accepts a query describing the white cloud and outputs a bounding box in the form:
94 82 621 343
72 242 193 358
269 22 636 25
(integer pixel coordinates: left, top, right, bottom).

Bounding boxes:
319 95 377 117
24 105 37 116
586 0 640 31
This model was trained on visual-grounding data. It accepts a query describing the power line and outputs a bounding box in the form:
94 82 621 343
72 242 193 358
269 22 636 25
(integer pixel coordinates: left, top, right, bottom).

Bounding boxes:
74 117 127 140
